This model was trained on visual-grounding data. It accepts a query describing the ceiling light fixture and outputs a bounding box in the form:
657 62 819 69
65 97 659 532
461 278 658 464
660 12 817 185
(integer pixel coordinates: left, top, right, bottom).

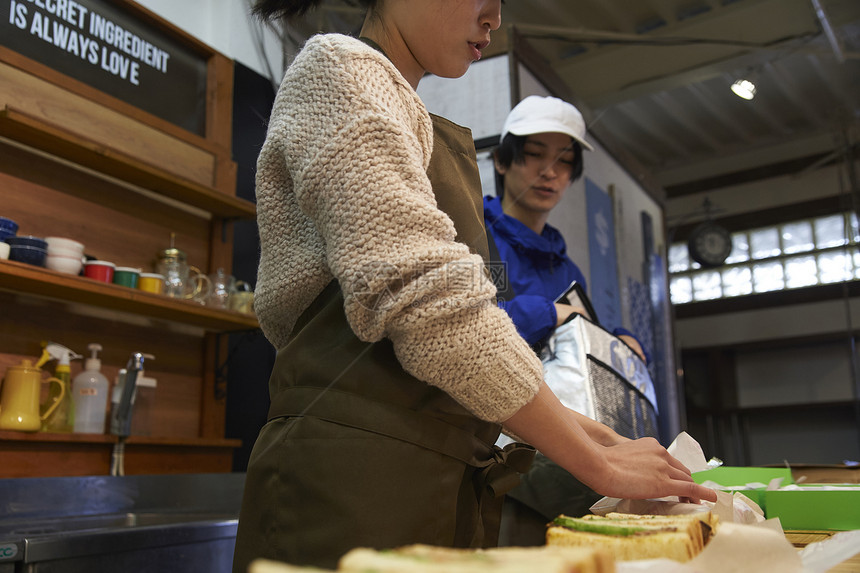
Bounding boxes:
731 77 757 100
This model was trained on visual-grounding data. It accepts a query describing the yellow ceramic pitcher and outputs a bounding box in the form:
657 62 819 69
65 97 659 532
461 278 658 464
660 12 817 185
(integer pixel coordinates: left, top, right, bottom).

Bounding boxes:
0 359 66 432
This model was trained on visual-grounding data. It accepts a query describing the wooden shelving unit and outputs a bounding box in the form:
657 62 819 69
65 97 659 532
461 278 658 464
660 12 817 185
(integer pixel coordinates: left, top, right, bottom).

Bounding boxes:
0 1 257 477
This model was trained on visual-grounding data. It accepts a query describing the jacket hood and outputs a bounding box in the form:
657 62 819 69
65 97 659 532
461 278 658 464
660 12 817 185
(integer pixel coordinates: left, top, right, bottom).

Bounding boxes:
483 196 569 266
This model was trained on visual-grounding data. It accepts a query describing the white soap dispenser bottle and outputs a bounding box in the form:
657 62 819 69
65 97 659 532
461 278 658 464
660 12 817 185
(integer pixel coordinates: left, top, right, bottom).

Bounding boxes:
72 343 110 434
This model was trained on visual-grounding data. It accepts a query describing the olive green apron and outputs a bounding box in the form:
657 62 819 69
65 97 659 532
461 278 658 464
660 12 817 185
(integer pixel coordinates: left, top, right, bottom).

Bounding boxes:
233 115 535 572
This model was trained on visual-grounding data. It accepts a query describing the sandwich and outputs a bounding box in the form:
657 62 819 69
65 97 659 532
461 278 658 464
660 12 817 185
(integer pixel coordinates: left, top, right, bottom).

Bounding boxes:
250 560 334 573
546 512 718 562
249 544 615 572
340 544 614 572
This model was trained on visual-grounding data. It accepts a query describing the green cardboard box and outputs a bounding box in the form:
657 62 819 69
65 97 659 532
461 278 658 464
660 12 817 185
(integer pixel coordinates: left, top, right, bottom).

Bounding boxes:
764 486 860 531
693 466 860 531
692 466 791 510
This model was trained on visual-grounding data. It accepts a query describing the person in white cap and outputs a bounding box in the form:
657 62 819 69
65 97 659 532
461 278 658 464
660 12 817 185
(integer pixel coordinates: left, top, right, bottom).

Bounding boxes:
485 95 646 358
484 96 649 546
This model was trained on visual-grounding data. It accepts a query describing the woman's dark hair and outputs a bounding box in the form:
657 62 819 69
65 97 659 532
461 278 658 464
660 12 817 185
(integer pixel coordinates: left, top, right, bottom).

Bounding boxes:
253 0 376 21
493 133 584 199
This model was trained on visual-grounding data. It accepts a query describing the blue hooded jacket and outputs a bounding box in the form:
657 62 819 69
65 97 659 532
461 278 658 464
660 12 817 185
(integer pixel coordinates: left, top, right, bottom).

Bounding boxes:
484 196 644 357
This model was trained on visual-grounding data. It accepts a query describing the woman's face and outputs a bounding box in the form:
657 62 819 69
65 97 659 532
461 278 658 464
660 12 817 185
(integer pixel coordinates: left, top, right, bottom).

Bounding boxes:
373 0 502 87
497 132 577 219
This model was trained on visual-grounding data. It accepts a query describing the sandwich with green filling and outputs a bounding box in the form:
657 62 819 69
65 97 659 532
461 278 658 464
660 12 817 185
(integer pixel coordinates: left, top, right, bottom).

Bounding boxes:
545 512 718 562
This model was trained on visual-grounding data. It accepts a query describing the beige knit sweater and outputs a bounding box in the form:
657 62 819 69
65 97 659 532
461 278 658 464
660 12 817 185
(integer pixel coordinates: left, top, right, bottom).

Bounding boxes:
254 34 542 422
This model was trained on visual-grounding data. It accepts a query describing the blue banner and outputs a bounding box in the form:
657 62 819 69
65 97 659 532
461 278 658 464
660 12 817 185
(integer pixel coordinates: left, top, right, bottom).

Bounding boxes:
586 178 623 332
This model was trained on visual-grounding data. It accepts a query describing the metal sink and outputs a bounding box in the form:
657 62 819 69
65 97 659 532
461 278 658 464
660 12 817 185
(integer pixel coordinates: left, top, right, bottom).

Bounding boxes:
0 474 244 573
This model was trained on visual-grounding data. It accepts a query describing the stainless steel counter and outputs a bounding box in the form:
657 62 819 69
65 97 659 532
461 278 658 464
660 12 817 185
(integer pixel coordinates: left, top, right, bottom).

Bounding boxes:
0 473 244 573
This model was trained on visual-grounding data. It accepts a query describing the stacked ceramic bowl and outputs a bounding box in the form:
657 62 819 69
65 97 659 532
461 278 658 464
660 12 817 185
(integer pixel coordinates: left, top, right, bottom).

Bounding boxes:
0 217 17 240
0 217 17 259
45 237 85 275
7 235 48 267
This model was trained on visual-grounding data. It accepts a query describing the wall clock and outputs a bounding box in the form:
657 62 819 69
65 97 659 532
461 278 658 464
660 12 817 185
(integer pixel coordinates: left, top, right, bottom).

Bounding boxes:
688 222 732 267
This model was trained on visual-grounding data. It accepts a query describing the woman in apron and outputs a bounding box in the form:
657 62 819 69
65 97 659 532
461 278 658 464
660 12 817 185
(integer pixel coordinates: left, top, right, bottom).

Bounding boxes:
234 1 717 571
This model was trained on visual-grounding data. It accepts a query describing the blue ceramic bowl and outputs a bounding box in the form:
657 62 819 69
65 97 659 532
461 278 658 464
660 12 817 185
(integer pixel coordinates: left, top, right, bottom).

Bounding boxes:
9 245 47 267
5 235 48 249
0 229 15 242
0 217 18 233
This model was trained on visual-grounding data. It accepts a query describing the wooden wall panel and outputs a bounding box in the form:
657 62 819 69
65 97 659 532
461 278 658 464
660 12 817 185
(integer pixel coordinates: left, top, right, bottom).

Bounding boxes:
0 440 113 478
0 165 210 277
122 443 234 474
0 62 216 187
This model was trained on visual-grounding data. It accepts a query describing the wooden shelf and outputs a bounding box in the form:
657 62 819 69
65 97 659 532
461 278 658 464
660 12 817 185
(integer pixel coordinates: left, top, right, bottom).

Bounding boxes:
0 431 240 448
0 106 256 220
0 259 259 332
0 431 241 477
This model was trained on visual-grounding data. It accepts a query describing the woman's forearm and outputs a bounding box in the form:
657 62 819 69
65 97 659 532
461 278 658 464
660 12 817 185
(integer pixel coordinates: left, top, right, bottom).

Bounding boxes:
502 382 609 488
503 381 718 503
567 409 629 447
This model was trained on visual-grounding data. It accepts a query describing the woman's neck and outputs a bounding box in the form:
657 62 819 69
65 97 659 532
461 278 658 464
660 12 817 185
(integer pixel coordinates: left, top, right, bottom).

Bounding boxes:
360 15 422 89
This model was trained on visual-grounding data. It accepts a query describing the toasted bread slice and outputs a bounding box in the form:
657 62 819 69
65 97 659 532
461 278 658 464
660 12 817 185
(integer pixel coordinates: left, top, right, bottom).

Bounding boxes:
249 559 336 572
339 544 614 572
546 527 696 562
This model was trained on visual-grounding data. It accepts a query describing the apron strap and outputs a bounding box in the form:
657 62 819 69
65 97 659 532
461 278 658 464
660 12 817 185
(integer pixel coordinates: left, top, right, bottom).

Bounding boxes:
473 441 537 546
480 442 537 496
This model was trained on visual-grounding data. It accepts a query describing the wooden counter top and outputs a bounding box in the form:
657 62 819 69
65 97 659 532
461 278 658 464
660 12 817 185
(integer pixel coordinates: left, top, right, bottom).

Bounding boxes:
786 530 860 572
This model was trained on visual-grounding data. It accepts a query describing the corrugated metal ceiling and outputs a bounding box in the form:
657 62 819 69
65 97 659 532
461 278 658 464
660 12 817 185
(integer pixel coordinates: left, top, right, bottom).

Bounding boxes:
279 0 860 197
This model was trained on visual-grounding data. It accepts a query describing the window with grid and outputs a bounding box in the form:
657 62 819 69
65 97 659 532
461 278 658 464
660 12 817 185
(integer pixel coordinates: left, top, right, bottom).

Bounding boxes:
669 213 860 305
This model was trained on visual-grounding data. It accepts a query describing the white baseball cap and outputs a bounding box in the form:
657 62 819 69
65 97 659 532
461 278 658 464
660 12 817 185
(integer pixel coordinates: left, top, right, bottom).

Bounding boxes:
500 95 594 151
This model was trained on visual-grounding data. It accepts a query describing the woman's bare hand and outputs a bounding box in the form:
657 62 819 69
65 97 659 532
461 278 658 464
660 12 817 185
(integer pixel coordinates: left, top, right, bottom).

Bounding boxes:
584 437 717 504
505 383 717 505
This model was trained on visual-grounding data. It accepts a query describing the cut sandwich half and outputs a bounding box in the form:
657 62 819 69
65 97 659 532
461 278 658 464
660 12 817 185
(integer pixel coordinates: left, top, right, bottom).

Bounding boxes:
340 544 614 572
249 559 336 573
250 544 615 572
581 511 718 551
546 512 718 563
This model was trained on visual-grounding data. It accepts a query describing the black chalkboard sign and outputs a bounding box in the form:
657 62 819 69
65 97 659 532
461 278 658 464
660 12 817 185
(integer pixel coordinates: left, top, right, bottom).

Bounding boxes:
1 0 208 136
